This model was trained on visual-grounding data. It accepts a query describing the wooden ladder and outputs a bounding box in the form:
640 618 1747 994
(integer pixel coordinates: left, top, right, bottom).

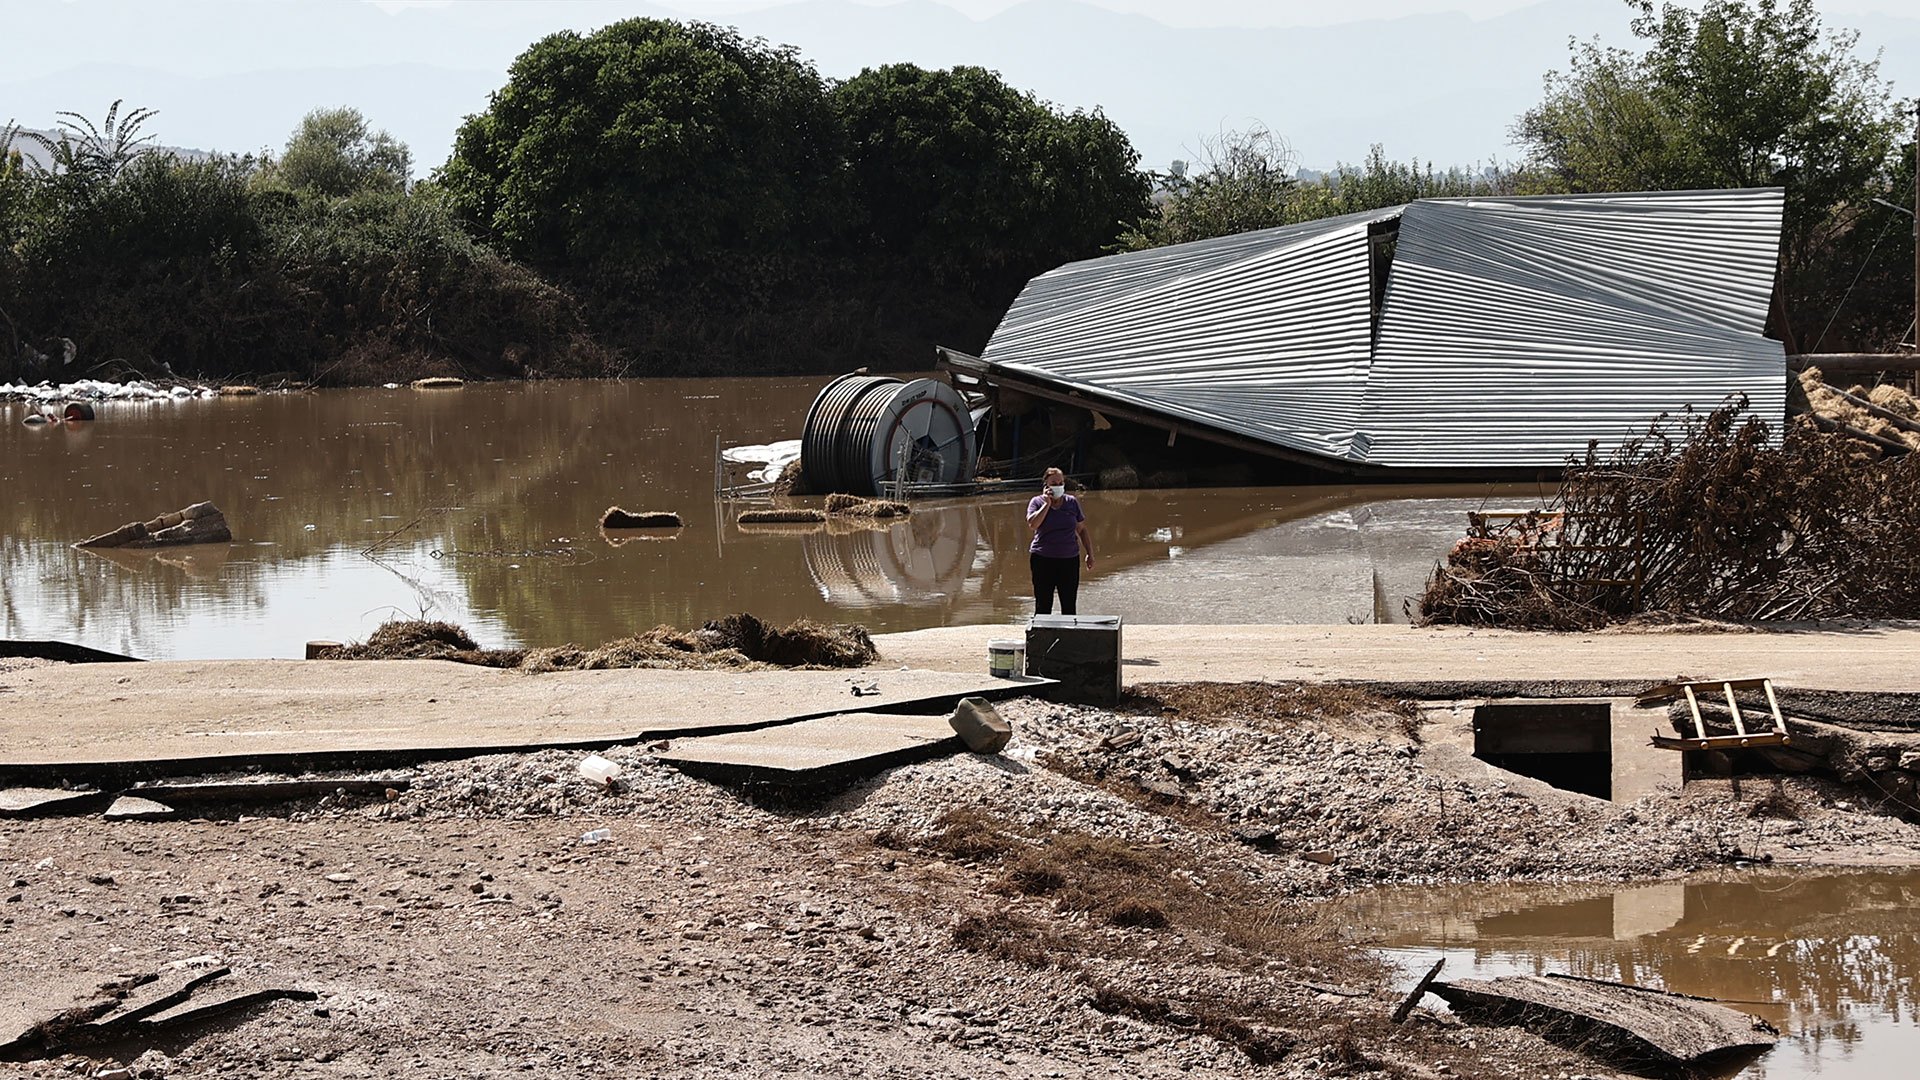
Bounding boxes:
1639 678 1791 751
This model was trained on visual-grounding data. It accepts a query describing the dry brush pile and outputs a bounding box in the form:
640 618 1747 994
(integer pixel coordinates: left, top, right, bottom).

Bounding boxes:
318 612 878 670
1420 400 1920 628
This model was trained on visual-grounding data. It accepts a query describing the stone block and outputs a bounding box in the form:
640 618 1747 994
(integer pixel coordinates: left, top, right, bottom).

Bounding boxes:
1026 614 1122 705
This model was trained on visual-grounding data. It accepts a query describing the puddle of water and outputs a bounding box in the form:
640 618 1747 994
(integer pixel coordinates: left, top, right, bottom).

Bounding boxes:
1 379 1545 659
1333 870 1920 1078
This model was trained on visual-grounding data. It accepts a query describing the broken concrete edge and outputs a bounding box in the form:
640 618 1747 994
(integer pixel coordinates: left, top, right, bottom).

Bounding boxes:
0 679 1051 791
1 782 414 820
137 985 318 1030
0 788 115 820
103 796 180 822
659 734 968 789
0 640 143 663
0 974 317 1062
1430 975 1776 1069
129 779 412 803
1346 680 1920 728
87 967 233 1032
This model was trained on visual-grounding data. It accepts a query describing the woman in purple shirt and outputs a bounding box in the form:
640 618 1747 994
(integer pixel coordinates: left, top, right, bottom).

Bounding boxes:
1026 466 1094 615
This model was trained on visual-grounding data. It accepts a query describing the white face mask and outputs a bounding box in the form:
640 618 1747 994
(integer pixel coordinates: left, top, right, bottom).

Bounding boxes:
1047 484 1066 498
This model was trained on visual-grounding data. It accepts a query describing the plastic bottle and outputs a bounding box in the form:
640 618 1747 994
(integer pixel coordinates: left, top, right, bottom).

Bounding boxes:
580 828 611 845
578 754 622 787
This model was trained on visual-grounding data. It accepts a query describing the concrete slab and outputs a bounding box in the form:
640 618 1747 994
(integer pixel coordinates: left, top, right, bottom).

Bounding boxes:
0 787 107 817
0 661 1035 784
876 623 1920 694
655 712 964 785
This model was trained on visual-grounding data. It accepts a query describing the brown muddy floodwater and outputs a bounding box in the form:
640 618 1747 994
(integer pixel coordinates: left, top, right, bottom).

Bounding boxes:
0 378 1546 660
1336 870 1920 1078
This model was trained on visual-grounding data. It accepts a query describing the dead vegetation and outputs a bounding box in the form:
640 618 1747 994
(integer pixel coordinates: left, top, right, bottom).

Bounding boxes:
736 496 910 527
318 620 479 659
598 507 683 529
922 807 1359 976
316 613 878 670
737 507 827 524
1420 399 1920 628
824 493 911 518
914 807 1408 1072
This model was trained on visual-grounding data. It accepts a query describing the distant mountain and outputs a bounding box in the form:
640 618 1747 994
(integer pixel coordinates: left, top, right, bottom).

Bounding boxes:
2 0 1913 174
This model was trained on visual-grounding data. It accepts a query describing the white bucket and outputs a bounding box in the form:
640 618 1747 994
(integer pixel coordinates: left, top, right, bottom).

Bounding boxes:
988 638 1025 679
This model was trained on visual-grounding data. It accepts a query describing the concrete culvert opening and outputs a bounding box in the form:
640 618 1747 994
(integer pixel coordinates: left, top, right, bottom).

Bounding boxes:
1473 702 1613 799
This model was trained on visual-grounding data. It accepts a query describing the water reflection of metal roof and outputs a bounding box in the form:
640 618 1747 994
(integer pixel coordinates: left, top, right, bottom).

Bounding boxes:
981 189 1786 469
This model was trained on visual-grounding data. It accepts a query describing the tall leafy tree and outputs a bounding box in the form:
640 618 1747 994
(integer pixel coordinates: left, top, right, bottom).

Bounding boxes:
831 63 1148 287
1117 127 1298 249
439 19 843 266
266 107 411 198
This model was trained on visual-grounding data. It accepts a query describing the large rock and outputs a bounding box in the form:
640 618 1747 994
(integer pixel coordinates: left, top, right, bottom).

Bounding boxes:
76 502 231 548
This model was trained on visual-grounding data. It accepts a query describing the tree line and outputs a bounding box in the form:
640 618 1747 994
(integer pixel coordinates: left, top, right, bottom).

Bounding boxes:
1 0 1912 386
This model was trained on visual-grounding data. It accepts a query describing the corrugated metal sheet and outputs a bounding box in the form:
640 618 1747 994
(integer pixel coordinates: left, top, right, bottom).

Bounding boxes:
978 188 1786 471
983 207 1403 460
1360 189 1785 466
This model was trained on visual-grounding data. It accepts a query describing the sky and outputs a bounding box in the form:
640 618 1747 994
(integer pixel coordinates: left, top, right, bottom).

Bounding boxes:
6 0 1917 175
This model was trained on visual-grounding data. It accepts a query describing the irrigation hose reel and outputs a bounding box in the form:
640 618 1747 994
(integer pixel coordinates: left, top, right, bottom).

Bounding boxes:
801 374 978 496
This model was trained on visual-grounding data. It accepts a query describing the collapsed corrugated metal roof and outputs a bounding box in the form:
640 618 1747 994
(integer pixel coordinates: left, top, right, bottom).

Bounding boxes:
979 189 1787 470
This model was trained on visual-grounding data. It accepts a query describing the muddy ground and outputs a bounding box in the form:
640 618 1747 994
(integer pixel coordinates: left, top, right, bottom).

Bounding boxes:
7 685 1920 1080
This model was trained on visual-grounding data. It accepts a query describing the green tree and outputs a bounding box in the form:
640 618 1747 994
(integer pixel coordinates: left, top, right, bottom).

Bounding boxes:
439 18 843 266
831 63 1148 286
1118 135 1513 251
1293 145 1517 220
265 107 411 198
1118 127 1298 249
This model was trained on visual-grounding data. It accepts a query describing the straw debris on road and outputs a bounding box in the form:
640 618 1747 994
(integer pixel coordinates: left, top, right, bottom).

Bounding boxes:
316 613 879 671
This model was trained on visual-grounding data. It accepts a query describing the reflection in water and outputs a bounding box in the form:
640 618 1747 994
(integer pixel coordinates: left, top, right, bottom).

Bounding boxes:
3 380 1543 658
804 505 985 611
1333 871 1920 1078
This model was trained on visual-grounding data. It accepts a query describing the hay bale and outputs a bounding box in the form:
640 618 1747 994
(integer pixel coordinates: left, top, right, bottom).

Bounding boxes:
737 508 826 523
601 507 683 529
824 494 910 518
1869 384 1919 419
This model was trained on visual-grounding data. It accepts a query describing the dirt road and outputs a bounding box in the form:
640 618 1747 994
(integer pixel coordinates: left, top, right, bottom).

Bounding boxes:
8 687 1919 1080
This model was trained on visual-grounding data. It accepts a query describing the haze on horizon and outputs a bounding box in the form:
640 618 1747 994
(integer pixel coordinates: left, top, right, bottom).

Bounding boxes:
5 0 1916 176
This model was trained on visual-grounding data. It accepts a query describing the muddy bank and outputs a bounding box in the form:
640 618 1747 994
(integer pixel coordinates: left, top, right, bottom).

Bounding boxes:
8 688 1920 1079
